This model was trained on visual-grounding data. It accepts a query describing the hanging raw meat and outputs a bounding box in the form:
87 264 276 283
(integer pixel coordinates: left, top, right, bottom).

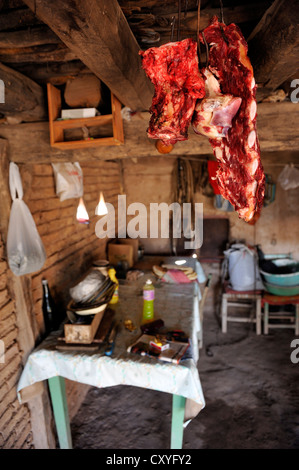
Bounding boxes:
196 17 265 222
139 38 205 146
192 68 242 139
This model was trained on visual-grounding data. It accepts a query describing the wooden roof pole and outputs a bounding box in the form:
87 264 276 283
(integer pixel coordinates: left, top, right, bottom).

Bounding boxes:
248 0 299 94
23 0 153 111
0 62 46 122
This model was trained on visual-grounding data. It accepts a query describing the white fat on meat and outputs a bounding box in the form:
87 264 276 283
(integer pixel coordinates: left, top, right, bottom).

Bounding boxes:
249 100 257 121
247 157 259 176
192 68 242 139
248 130 256 148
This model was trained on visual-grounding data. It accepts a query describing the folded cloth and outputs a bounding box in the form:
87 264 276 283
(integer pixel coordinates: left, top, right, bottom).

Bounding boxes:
162 269 192 284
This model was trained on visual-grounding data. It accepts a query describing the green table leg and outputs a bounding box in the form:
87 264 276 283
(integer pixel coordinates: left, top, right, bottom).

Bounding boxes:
264 302 269 335
171 394 186 449
48 376 72 449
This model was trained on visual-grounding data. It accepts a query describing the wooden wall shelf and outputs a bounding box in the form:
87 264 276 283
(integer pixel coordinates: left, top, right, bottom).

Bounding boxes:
47 83 124 149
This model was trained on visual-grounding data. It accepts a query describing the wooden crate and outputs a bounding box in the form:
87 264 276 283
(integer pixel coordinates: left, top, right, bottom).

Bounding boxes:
64 309 105 344
47 83 124 149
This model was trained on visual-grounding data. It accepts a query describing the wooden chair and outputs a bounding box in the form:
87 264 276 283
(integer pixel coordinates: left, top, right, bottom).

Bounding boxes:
221 283 262 335
262 293 299 335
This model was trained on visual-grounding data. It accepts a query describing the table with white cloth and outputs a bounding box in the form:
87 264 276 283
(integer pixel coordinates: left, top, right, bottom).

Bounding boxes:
17 261 206 449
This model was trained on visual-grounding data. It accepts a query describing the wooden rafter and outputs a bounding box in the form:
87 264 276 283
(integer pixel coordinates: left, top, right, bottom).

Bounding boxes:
126 2 271 47
248 0 299 92
0 62 46 122
23 0 153 111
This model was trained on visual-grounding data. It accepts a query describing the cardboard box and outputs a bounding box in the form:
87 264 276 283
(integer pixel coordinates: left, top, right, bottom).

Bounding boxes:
118 238 139 263
108 243 134 268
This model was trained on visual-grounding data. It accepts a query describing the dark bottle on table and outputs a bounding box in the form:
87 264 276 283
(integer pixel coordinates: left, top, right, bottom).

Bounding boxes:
42 279 56 336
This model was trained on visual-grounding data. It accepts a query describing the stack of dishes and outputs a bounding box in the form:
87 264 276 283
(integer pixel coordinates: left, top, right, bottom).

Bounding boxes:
67 270 116 322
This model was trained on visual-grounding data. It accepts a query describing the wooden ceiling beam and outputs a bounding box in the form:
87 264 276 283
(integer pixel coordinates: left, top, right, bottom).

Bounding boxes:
0 7 42 31
10 61 90 85
0 25 60 48
23 0 153 111
130 2 271 34
0 43 77 64
0 62 46 122
248 0 299 92
0 102 298 162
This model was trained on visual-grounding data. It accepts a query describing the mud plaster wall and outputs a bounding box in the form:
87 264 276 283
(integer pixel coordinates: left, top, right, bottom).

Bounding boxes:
0 160 122 447
122 155 299 259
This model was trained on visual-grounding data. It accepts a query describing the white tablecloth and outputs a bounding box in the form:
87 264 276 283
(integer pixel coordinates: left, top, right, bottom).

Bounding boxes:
17 276 206 421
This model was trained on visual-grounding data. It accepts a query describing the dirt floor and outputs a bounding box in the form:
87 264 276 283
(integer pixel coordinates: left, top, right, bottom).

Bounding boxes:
70 273 299 450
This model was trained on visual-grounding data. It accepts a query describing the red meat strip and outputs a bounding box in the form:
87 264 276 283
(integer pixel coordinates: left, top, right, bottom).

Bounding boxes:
139 38 205 145
198 17 265 222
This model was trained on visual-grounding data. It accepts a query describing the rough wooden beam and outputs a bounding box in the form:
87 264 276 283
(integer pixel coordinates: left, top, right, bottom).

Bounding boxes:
0 7 42 31
0 25 60 48
119 0 199 16
0 102 298 162
132 2 270 35
248 0 299 91
0 62 46 122
23 0 153 111
0 43 77 64
9 60 89 85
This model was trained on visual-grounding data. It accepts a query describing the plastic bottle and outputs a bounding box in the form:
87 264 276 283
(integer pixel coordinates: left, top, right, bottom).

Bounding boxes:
108 268 119 304
142 279 155 323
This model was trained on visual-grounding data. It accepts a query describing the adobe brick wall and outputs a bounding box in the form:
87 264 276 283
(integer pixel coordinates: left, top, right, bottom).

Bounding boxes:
21 161 121 340
0 236 33 449
0 160 122 448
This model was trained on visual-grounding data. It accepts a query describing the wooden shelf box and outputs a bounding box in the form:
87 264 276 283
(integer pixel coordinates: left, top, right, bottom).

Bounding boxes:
47 83 124 149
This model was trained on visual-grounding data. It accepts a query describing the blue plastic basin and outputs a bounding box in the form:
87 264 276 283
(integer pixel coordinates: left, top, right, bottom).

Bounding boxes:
260 258 299 287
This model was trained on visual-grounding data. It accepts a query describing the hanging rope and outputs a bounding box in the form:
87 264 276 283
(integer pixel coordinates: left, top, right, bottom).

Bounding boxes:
196 0 202 64
177 0 182 41
202 31 209 67
219 0 225 24
184 0 189 19
170 16 176 42
219 0 230 44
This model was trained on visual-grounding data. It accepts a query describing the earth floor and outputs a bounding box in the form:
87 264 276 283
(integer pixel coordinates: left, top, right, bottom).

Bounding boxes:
70 291 299 450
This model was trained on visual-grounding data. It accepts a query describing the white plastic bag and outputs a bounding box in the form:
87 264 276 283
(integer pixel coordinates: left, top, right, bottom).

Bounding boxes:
52 162 83 201
69 269 106 303
223 243 263 291
7 162 46 276
278 164 299 190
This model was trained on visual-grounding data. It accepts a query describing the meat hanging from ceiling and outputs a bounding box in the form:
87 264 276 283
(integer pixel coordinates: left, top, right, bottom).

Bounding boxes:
194 16 265 223
139 38 205 146
192 67 242 139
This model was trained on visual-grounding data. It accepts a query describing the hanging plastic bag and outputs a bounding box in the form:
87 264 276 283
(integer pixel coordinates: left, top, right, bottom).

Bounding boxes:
52 162 83 201
7 162 46 276
277 164 299 190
